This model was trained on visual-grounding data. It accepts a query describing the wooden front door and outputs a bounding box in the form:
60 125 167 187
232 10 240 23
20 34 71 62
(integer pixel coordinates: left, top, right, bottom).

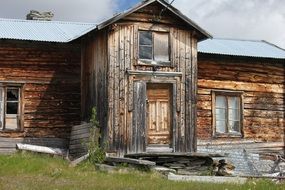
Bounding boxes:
147 84 171 146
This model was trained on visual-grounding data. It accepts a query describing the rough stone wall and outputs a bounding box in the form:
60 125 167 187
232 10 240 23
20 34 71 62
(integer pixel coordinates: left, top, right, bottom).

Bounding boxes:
198 142 282 176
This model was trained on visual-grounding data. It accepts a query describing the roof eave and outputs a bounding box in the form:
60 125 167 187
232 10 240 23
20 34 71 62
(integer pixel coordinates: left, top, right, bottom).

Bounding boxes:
97 0 212 40
198 51 285 60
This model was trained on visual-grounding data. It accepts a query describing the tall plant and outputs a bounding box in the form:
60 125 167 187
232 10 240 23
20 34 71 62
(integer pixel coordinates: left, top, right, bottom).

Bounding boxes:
87 107 105 164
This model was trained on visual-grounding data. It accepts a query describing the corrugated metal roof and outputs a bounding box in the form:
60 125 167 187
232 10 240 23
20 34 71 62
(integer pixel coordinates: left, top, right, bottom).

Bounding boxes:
0 18 97 43
0 0 211 43
198 38 285 59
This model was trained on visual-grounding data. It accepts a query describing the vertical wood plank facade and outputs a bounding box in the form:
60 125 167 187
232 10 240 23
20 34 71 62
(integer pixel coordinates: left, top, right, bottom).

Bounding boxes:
81 30 108 144
81 2 201 156
82 25 198 155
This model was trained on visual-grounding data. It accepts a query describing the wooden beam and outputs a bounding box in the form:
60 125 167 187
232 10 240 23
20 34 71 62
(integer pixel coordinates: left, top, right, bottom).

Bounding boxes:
16 143 66 156
168 173 248 184
105 156 156 166
127 70 183 77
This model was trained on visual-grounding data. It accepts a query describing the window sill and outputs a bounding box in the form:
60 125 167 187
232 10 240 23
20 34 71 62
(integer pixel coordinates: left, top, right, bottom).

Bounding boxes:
137 59 172 67
0 129 23 133
213 132 242 138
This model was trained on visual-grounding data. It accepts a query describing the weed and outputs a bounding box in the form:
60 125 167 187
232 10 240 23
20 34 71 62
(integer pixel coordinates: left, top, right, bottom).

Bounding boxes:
87 107 106 164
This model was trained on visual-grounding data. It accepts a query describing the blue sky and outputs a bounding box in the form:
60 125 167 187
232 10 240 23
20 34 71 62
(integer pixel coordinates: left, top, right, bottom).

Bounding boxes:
0 0 284 48
117 0 139 11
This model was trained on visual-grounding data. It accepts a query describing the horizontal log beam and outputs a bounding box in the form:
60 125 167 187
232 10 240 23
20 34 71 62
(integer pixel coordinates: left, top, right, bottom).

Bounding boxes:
198 79 284 94
127 70 183 77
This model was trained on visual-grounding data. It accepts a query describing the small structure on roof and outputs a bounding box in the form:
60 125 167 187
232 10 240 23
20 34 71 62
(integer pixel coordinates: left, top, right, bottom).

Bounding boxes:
26 10 54 21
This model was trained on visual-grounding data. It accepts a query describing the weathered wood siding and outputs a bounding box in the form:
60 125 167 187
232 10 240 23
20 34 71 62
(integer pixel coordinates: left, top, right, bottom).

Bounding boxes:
81 30 108 142
0 40 81 142
197 54 285 142
69 123 91 160
106 24 197 155
81 2 200 156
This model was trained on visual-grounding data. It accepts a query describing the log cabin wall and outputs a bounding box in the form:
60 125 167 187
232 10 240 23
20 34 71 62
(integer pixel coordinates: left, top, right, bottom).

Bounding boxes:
197 53 285 149
0 40 81 150
196 53 285 175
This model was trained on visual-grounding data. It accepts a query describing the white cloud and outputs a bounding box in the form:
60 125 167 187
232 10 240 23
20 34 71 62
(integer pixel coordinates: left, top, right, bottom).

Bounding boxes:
0 0 284 48
174 0 285 48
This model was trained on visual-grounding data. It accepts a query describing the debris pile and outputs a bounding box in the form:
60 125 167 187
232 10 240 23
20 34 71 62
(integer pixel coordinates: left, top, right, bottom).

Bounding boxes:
125 153 216 176
213 159 235 176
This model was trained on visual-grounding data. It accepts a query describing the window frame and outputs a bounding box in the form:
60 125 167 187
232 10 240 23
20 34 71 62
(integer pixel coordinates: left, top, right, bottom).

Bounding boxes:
0 84 22 132
138 30 171 66
212 90 244 138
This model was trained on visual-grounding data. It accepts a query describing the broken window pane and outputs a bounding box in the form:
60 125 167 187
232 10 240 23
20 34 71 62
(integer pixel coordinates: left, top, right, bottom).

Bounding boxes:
6 88 19 115
139 31 170 63
154 32 169 62
7 89 19 101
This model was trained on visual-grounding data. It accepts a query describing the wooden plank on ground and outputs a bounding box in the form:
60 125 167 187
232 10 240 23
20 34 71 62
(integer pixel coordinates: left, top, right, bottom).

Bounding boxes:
70 153 89 167
105 156 156 166
16 143 66 156
168 173 247 184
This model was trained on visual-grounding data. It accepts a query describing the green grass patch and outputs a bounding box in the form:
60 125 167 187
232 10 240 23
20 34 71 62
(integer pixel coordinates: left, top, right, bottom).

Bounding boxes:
0 152 284 190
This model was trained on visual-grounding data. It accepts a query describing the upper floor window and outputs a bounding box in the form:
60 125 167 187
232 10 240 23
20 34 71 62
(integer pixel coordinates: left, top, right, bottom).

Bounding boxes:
213 91 243 137
0 86 21 131
139 31 170 64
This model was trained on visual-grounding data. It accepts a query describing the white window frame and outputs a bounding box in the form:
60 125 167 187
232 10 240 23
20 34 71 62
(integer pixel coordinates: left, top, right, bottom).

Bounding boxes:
212 90 243 138
0 85 22 131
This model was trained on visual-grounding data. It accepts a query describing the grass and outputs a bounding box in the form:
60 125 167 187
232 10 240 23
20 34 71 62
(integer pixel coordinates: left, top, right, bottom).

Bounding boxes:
0 153 284 190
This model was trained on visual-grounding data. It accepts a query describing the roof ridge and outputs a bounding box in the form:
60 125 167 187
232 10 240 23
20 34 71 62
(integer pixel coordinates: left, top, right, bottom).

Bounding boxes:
212 37 264 43
261 40 285 51
0 18 96 25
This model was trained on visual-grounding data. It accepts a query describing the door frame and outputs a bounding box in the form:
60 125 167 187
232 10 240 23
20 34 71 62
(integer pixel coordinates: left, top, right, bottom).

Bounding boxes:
145 81 177 153
130 75 180 154
146 83 173 150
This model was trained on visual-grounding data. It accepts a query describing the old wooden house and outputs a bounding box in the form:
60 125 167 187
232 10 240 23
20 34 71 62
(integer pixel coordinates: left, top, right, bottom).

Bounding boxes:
0 0 284 169
81 0 211 156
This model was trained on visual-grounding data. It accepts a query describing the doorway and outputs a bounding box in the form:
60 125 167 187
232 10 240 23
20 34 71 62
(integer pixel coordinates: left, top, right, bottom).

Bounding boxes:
146 84 172 149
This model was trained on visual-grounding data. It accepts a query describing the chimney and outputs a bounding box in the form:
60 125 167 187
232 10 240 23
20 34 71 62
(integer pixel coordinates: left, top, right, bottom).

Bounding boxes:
26 10 54 21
